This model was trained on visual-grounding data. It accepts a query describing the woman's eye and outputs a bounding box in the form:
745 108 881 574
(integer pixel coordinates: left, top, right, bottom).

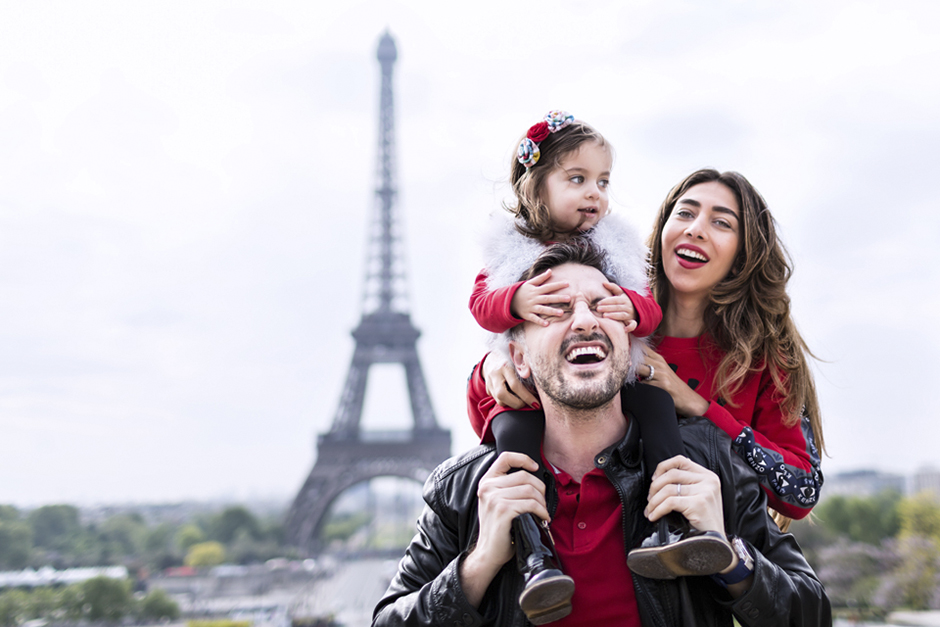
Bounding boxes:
675 209 694 218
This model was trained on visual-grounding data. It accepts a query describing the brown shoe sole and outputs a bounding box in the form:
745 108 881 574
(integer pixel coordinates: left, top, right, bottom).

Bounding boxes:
519 574 575 625
627 535 734 580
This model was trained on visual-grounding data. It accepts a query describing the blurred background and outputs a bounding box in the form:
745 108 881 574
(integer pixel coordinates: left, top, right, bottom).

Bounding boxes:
0 0 939 624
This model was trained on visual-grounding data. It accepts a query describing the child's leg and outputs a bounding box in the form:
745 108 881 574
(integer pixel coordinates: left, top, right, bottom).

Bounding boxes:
492 409 573 623
620 382 683 477
622 382 734 580
491 408 546 476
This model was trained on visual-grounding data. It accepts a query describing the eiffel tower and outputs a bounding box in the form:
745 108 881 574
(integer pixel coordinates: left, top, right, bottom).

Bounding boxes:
285 31 451 554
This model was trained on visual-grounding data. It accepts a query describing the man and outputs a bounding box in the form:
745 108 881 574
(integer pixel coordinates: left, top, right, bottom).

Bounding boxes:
373 241 830 627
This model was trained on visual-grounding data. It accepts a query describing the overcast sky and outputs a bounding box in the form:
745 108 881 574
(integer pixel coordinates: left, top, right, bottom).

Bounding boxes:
0 0 938 506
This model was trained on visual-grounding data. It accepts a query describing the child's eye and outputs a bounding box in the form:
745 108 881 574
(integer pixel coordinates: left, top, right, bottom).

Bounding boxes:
570 175 584 184
599 179 609 189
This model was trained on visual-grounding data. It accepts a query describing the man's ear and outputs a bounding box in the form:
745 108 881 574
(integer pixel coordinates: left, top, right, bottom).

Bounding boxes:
507 340 531 380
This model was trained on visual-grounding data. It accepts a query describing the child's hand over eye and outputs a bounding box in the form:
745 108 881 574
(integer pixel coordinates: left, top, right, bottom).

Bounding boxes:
509 269 570 327
597 283 639 332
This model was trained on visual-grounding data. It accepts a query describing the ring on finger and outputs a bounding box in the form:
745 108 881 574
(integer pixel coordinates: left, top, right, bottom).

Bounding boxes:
640 364 655 383
676 483 682 497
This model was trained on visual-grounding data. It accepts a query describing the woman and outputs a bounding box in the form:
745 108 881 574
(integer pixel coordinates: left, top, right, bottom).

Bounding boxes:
640 169 824 526
471 168 824 527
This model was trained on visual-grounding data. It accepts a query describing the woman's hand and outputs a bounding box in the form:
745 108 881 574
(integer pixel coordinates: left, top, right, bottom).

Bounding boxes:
639 345 710 417
482 351 540 410
644 455 725 536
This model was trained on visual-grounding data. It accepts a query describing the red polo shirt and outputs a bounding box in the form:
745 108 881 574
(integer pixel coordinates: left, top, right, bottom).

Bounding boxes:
547 460 642 626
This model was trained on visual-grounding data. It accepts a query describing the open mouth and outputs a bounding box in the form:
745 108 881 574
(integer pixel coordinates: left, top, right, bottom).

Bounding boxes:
676 247 708 263
565 345 607 364
578 207 598 215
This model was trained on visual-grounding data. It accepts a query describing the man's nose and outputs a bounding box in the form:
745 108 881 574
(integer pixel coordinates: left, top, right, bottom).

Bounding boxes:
570 300 599 332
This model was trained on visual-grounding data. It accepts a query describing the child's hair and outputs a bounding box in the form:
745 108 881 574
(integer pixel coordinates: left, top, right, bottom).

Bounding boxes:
504 114 610 243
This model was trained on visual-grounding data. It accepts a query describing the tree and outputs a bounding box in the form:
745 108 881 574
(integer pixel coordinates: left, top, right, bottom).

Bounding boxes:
176 524 206 553
208 507 261 544
81 576 131 622
28 505 82 553
899 494 940 541
0 590 27 627
0 520 33 569
139 589 180 621
815 491 902 545
184 541 226 567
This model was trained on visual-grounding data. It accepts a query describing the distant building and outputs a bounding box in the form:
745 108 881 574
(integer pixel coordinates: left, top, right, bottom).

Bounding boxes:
911 467 940 499
823 469 905 498
0 565 128 589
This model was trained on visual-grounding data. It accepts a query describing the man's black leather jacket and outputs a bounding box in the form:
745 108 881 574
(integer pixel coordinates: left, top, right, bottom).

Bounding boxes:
373 415 831 627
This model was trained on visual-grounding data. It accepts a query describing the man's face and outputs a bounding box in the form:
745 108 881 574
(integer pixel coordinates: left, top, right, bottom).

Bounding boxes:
510 262 631 410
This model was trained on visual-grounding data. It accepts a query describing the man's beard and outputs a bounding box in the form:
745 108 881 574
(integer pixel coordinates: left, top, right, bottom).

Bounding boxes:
529 332 629 410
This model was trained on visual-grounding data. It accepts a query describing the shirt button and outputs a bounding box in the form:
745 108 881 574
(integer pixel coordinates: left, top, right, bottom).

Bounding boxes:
566 489 576 496
577 522 587 530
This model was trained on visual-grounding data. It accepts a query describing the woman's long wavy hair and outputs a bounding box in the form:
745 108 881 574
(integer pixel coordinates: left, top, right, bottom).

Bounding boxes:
505 120 610 242
647 169 824 457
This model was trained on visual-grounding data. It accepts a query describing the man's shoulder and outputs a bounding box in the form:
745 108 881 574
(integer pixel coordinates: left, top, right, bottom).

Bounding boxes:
677 415 734 470
423 444 497 508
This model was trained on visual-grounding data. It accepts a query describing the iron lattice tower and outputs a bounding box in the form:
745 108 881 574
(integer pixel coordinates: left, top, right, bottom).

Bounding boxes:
286 32 451 554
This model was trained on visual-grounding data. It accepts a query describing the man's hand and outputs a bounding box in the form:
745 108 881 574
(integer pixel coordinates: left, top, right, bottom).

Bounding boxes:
482 351 540 410
509 269 570 326
644 455 725 537
459 452 548 607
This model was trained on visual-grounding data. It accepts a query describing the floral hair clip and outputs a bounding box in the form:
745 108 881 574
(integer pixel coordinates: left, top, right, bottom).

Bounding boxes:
517 110 576 168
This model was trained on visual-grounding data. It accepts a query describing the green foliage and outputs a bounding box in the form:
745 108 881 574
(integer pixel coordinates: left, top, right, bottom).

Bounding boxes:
0 506 19 523
0 589 28 627
176 523 207 552
185 541 226 567
81 575 132 621
899 494 940 541
188 621 250 627
322 513 370 543
28 505 82 551
140 588 180 621
208 507 262 544
0 520 33 570
98 514 147 558
815 490 902 545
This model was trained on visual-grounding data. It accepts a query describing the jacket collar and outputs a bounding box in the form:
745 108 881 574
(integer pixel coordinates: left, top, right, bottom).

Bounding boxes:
607 412 642 468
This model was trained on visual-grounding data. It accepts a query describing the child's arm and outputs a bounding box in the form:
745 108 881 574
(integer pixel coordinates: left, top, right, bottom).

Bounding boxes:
597 285 662 338
469 271 525 333
469 269 570 333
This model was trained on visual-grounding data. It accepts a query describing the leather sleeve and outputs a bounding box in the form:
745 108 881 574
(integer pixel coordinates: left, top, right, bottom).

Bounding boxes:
372 450 494 627
710 424 831 626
